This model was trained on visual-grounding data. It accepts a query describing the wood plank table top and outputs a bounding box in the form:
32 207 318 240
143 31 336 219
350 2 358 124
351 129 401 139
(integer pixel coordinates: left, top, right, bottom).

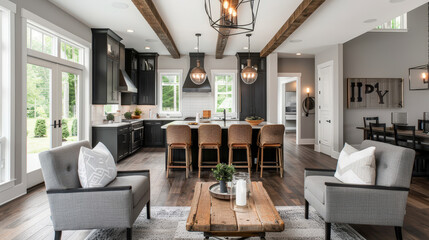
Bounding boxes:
186 182 284 237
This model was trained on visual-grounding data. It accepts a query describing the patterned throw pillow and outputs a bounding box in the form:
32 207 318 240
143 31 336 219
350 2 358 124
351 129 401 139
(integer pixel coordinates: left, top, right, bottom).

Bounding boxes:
334 143 376 185
78 142 117 188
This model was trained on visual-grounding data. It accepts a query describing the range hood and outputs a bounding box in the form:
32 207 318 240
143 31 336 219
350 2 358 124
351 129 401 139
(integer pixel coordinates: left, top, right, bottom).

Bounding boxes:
183 53 211 92
118 69 137 93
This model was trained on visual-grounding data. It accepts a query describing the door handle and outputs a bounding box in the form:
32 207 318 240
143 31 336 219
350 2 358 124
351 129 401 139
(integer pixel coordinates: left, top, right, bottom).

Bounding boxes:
58 120 62 128
326 120 331 123
51 120 57 128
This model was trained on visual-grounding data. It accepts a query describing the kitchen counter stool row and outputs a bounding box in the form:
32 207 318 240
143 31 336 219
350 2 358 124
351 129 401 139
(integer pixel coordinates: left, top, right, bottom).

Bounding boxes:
166 124 285 179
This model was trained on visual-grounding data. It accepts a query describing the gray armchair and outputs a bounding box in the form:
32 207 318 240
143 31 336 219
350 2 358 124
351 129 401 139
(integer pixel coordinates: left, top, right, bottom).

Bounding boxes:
304 140 415 240
39 141 150 240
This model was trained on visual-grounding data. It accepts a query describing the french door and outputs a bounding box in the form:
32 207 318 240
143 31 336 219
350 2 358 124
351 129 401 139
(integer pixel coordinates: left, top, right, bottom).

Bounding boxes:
26 57 82 187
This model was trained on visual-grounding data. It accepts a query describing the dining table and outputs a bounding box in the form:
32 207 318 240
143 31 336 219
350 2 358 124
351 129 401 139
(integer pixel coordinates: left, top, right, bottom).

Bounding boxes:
356 126 429 142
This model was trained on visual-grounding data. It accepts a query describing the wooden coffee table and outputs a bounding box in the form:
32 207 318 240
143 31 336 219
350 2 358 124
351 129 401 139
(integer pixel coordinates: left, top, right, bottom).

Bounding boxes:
186 182 284 239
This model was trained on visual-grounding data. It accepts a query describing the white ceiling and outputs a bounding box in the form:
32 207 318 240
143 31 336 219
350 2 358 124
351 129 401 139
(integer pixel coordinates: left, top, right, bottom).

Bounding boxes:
49 0 428 57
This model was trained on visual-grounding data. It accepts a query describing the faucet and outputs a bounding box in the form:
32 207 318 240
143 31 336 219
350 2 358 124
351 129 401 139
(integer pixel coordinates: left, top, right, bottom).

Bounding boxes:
223 109 226 123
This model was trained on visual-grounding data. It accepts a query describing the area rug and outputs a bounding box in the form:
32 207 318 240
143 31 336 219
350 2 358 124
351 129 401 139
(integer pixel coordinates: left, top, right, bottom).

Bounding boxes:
85 206 365 239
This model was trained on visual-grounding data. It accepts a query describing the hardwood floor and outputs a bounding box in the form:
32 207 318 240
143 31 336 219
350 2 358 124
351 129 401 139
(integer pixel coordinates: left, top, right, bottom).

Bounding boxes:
1 135 429 239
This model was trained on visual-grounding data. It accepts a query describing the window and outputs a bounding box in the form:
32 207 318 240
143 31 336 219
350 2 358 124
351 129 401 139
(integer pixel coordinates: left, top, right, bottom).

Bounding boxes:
159 71 181 113
373 14 407 31
213 71 236 114
27 24 57 56
104 105 119 115
27 22 84 65
61 40 83 64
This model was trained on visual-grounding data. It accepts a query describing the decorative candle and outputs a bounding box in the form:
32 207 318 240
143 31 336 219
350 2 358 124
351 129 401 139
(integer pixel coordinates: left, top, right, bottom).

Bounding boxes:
236 179 247 206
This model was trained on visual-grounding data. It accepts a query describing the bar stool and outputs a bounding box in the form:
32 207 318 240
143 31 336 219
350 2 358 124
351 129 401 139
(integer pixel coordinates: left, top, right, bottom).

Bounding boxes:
228 124 252 175
166 125 192 178
256 124 285 178
198 124 222 178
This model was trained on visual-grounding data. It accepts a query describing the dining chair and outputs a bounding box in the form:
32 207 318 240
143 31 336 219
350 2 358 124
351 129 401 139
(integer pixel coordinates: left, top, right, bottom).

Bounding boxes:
363 117 379 140
369 122 387 142
166 125 192 178
394 125 417 149
228 124 252 176
198 124 222 178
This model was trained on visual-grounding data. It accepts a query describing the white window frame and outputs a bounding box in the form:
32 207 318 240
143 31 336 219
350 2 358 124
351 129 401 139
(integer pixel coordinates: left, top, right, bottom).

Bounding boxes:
27 23 58 57
0 0 17 201
211 70 238 118
158 70 183 115
371 13 407 32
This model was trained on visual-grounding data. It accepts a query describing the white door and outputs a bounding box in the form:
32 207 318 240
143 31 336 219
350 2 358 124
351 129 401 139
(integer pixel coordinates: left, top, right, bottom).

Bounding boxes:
26 57 83 187
317 62 334 156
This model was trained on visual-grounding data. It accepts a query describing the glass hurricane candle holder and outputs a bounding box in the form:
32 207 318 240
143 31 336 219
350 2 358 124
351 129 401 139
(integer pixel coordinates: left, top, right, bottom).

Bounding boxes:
230 172 252 212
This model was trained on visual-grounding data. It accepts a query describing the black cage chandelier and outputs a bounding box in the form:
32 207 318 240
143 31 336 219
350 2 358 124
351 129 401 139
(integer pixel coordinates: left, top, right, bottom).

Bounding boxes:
205 0 260 36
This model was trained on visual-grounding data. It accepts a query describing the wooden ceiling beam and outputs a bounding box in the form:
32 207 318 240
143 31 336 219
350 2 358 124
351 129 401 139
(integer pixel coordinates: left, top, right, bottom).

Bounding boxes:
132 0 180 58
215 0 238 59
260 0 325 57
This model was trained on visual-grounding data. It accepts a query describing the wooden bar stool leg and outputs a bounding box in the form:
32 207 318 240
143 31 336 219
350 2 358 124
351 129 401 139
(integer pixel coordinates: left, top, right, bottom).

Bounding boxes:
185 147 189 179
189 146 193 172
256 147 260 173
198 146 202 178
228 146 233 166
279 147 284 178
275 147 279 173
246 145 251 177
167 146 172 178
260 147 264 178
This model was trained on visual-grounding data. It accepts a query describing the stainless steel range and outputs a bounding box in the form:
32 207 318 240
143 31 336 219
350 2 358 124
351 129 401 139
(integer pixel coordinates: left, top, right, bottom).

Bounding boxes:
122 120 144 153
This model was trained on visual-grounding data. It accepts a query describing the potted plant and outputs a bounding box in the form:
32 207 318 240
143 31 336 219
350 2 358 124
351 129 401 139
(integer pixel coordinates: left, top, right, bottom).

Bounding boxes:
124 111 132 120
245 116 264 126
212 163 235 193
106 113 115 123
132 108 142 119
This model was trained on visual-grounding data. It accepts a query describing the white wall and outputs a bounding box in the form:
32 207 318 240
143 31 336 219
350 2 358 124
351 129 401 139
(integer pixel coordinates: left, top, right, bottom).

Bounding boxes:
315 44 344 155
343 4 428 144
266 53 278 123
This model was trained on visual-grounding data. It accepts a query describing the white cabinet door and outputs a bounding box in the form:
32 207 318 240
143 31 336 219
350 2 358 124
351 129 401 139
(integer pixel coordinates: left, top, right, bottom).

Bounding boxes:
317 62 334 156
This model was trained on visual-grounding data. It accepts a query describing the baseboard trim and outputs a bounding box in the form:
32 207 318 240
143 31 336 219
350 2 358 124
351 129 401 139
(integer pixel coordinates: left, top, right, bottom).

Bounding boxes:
314 144 320 152
330 150 340 159
298 139 315 145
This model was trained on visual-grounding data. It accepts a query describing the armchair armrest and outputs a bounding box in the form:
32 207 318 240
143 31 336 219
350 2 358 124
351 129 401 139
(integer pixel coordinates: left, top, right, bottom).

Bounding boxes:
117 169 150 178
324 182 409 226
46 186 133 230
304 168 335 178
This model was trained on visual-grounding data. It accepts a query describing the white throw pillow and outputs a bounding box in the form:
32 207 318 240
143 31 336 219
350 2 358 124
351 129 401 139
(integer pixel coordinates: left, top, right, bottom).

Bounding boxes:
78 142 117 188
334 143 376 185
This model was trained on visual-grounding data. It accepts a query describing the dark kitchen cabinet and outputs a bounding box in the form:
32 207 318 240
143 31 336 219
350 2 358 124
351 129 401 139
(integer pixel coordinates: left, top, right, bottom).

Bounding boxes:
138 53 158 105
121 48 139 105
92 124 131 163
143 120 173 147
92 29 122 104
236 53 267 120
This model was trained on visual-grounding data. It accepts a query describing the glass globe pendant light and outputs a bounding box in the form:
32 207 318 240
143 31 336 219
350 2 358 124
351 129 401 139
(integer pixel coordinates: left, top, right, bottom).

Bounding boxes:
190 33 207 85
241 34 258 84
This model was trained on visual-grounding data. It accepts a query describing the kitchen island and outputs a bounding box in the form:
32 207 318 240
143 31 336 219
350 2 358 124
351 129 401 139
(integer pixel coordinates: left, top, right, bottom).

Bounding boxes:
161 121 279 172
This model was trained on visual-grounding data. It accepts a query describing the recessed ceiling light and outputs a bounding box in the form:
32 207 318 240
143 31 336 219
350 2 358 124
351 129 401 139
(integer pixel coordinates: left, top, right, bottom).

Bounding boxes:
194 47 198 50
296 53 302 56
145 46 151 50
145 39 159 43
127 29 134 33
364 18 377 23
389 0 405 3
243 46 248 50
112 2 129 9
290 39 302 43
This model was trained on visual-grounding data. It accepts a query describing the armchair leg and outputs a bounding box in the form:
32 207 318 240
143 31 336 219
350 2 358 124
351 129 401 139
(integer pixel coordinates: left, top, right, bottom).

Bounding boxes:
304 200 309 219
394 226 403 240
325 222 331 240
147 201 151 219
54 231 62 240
127 227 132 240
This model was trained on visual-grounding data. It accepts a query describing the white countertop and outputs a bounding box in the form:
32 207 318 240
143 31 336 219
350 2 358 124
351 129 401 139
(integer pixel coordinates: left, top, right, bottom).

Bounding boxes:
161 120 271 129
92 122 131 128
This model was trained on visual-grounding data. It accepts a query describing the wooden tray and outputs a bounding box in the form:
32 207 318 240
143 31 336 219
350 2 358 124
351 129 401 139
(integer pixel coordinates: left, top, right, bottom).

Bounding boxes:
209 183 234 200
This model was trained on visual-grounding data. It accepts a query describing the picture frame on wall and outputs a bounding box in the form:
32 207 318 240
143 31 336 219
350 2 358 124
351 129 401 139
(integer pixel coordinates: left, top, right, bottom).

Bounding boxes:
409 65 429 90
347 78 404 109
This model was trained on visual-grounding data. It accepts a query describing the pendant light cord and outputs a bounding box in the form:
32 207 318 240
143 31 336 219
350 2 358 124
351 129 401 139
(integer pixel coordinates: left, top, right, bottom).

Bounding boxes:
248 35 251 59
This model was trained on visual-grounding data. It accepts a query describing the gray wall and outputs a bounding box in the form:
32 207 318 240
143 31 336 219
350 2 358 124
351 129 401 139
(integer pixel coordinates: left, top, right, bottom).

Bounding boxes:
278 58 315 139
343 4 429 144
11 0 91 185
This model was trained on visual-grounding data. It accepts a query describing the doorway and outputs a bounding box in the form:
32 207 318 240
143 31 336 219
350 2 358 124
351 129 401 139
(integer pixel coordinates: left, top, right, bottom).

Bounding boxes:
26 57 82 187
277 73 301 144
